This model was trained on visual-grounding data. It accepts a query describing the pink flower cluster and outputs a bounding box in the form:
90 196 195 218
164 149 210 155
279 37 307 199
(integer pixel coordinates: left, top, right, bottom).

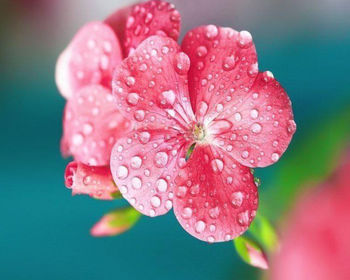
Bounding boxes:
56 0 296 242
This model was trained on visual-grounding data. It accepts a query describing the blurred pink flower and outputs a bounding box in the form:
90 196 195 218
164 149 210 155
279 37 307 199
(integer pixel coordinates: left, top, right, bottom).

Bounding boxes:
110 25 296 242
271 154 350 279
56 0 181 198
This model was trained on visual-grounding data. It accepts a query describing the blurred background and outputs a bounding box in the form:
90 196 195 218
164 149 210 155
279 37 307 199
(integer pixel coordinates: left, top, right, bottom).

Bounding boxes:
1 0 349 279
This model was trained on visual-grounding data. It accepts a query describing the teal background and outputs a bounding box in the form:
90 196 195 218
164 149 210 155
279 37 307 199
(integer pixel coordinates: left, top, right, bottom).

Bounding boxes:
1 0 349 279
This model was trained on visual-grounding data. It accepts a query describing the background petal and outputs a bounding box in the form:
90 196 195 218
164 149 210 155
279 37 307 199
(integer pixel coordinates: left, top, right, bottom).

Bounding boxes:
55 21 123 99
173 145 258 242
62 84 130 166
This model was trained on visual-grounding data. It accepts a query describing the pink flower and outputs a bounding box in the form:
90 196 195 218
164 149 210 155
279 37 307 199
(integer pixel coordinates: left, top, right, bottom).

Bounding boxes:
271 155 350 279
55 0 181 197
110 26 296 242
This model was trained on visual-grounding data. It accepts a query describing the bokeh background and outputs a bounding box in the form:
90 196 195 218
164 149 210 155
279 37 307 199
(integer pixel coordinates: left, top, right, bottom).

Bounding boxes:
1 0 350 279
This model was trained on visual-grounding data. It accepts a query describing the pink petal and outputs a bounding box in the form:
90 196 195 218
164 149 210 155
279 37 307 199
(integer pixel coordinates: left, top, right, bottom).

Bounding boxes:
181 26 258 116
214 72 296 168
123 0 181 56
62 84 130 166
55 21 122 99
173 145 258 243
112 35 194 130
110 129 188 217
104 5 132 57
65 161 118 200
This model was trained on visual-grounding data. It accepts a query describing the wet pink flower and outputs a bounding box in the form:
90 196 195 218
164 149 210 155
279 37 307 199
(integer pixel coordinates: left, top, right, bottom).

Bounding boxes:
110 26 296 242
56 0 181 198
271 155 350 280
56 0 181 167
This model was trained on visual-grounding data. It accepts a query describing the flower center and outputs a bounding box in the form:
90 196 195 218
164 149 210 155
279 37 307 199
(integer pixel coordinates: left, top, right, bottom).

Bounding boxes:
193 123 206 142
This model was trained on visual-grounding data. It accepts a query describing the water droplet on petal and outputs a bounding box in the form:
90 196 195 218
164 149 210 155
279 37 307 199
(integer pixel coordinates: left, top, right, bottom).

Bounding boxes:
117 165 129 179
182 207 193 219
139 131 151 144
271 153 280 162
234 112 242 122
222 56 236 71
131 156 142 169
250 109 259 119
238 30 253 48
211 159 224 174
154 152 169 168
196 46 208 57
131 177 142 189
127 93 140 106
231 191 244 208
151 195 161 208
205 25 218 39
72 133 84 146
174 52 190 75
156 179 168 192
195 220 206 233
251 123 262 134
134 110 145 121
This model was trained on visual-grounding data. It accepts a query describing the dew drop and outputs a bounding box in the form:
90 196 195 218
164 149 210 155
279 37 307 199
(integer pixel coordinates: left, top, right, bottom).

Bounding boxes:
205 25 219 39
251 123 262 134
231 191 244 208
222 56 235 71
250 109 259 119
154 152 169 168
195 220 206 233
196 46 208 57
151 195 161 208
72 133 84 146
182 207 193 219
242 150 249 159
134 110 145 121
156 178 168 192
211 159 224 174
131 156 142 169
127 93 140 106
234 112 242 122
139 131 151 144
117 165 128 179
271 153 280 162
131 177 142 189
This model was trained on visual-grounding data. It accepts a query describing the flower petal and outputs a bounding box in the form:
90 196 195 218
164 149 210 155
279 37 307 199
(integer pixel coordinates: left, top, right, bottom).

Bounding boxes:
65 161 118 200
214 72 296 168
62 84 130 166
173 145 258 242
55 21 122 99
123 0 181 56
110 129 188 217
112 35 194 131
181 26 258 118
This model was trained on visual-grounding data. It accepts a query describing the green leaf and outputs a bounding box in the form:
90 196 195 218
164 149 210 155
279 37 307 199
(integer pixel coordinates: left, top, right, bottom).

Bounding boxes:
248 214 278 252
91 207 141 237
260 107 350 221
234 236 269 270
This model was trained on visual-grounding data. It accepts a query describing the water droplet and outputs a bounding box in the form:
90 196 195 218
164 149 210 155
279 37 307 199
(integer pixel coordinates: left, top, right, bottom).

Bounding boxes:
139 131 151 144
242 150 249 159
207 236 215 243
205 25 218 39
126 76 135 86
82 123 93 135
117 165 128 179
131 177 142 189
237 210 250 226
131 156 142 169
234 112 242 122
216 103 224 112
251 123 262 134
209 206 220 219
231 191 244 208
211 159 224 174
72 133 84 146
238 30 252 48
161 90 176 105
248 62 258 77
156 179 168 192
174 52 190 75
151 195 161 207
222 56 235 71
127 93 140 105
134 110 145 121
198 101 208 117
287 120 296 134
182 207 193 219
139 63 148 72
195 220 206 233
250 109 259 119
144 12 153 24
196 46 208 57
154 152 169 168
271 153 280 162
